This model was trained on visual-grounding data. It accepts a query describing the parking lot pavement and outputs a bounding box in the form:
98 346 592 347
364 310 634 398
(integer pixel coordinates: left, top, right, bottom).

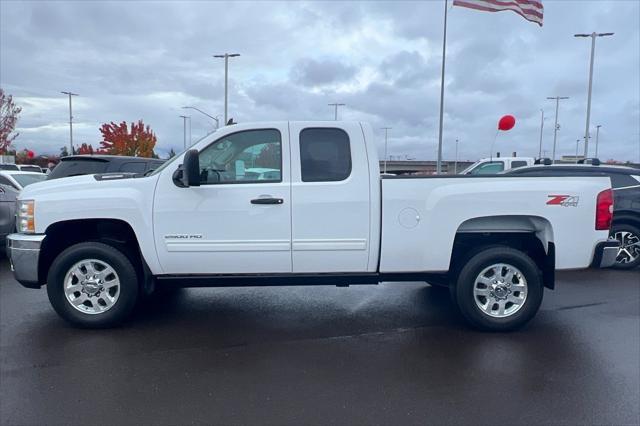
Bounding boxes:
0 260 638 426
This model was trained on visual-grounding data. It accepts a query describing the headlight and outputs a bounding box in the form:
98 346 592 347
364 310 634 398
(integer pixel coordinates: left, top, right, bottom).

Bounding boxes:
17 200 35 233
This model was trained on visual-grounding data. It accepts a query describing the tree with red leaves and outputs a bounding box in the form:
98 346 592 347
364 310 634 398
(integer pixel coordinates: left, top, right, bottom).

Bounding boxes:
0 88 22 154
99 120 157 158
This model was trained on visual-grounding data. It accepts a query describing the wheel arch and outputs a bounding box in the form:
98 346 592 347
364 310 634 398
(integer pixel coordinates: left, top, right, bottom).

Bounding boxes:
39 218 152 290
451 215 555 289
612 212 640 229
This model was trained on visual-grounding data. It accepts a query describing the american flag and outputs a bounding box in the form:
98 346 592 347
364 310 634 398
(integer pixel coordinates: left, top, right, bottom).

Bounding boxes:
453 0 544 26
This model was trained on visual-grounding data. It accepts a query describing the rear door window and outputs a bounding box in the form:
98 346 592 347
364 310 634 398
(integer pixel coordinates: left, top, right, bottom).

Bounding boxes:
299 128 351 182
48 160 109 179
511 161 528 169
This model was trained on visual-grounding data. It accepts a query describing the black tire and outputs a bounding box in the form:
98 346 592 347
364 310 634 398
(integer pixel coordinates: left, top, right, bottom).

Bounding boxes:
610 223 640 270
453 246 544 332
47 242 139 328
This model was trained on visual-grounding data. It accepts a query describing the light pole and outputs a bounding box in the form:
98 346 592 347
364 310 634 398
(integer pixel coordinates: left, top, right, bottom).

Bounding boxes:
574 32 614 158
381 127 391 173
538 109 544 159
61 91 78 154
213 53 240 125
454 138 459 174
547 96 569 164
436 0 449 175
179 115 190 150
595 124 602 158
575 138 581 163
182 106 220 129
328 103 345 120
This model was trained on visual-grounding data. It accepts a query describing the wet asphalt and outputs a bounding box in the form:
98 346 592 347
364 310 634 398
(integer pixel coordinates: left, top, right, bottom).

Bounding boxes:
0 259 638 426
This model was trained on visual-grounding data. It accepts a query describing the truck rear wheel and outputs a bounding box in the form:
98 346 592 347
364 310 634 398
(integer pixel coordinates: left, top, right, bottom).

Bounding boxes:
453 246 543 331
47 242 139 328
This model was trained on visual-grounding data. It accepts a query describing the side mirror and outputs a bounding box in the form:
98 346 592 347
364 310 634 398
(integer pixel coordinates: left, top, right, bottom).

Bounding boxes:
180 149 200 187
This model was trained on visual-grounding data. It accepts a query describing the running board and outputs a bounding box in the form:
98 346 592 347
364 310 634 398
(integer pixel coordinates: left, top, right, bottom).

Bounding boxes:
154 272 448 288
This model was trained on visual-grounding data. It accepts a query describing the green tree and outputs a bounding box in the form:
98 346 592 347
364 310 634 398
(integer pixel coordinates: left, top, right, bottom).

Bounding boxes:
76 143 95 155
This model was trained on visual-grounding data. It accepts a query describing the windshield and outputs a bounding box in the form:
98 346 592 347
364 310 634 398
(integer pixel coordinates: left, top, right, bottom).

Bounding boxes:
12 173 47 188
148 150 185 176
460 161 482 175
469 161 505 175
461 161 506 175
48 159 109 179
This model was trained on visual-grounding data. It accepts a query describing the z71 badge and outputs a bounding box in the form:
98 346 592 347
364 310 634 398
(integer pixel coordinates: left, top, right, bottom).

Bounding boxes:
547 195 579 207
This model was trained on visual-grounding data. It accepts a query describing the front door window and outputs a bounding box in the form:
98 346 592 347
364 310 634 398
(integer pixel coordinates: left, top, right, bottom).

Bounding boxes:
198 129 282 184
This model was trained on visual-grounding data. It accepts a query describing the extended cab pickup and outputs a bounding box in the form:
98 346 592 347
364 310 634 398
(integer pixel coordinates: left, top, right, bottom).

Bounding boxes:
6 122 619 330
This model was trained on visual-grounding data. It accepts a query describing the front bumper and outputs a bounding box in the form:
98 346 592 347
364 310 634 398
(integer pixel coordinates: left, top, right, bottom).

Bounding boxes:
590 239 621 268
6 233 45 288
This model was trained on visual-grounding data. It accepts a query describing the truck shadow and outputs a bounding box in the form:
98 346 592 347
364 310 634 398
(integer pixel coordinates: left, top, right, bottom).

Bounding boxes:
6 283 470 370
130 283 466 340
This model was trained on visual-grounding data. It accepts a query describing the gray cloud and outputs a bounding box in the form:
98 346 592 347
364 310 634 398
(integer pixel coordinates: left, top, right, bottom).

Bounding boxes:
292 58 357 87
1 0 638 163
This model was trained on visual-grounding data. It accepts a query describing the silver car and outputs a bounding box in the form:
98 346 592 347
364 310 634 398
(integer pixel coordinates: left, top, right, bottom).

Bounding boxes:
0 170 47 190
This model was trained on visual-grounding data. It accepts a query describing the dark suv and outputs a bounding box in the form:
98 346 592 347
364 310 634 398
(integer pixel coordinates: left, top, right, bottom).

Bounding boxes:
508 164 640 269
48 155 165 180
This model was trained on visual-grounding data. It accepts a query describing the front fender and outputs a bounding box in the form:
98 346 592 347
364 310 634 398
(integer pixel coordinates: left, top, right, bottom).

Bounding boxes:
21 174 162 274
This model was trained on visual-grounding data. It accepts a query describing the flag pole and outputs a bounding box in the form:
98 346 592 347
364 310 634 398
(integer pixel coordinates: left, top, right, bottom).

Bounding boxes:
436 0 448 175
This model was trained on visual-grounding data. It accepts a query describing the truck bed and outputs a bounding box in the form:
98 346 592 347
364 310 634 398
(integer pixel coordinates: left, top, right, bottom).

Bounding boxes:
380 175 612 271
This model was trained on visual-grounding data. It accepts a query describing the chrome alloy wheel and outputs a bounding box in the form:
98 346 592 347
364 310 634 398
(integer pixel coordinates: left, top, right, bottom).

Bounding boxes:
63 259 120 315
473 263 528 318
613 231 640 265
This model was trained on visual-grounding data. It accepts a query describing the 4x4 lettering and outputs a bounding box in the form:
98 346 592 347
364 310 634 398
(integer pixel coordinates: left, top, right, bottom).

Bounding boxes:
547 195 579 207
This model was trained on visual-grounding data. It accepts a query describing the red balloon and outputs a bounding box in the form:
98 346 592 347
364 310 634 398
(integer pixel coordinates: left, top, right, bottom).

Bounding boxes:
27 150 35 159
498 115 516 131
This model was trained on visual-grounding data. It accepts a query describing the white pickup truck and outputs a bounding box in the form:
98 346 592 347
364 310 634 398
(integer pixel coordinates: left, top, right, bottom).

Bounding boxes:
7 122 618 331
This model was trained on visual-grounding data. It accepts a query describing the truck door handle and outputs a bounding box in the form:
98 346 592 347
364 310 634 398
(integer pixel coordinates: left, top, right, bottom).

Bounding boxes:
250 197 284 205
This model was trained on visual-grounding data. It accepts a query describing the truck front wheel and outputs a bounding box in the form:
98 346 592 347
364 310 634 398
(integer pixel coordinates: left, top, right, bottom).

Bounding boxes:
46 242 139 328
454 246 543 331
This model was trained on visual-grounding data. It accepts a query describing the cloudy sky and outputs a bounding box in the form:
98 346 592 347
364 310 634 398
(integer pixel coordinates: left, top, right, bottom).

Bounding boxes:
1 0 639 162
